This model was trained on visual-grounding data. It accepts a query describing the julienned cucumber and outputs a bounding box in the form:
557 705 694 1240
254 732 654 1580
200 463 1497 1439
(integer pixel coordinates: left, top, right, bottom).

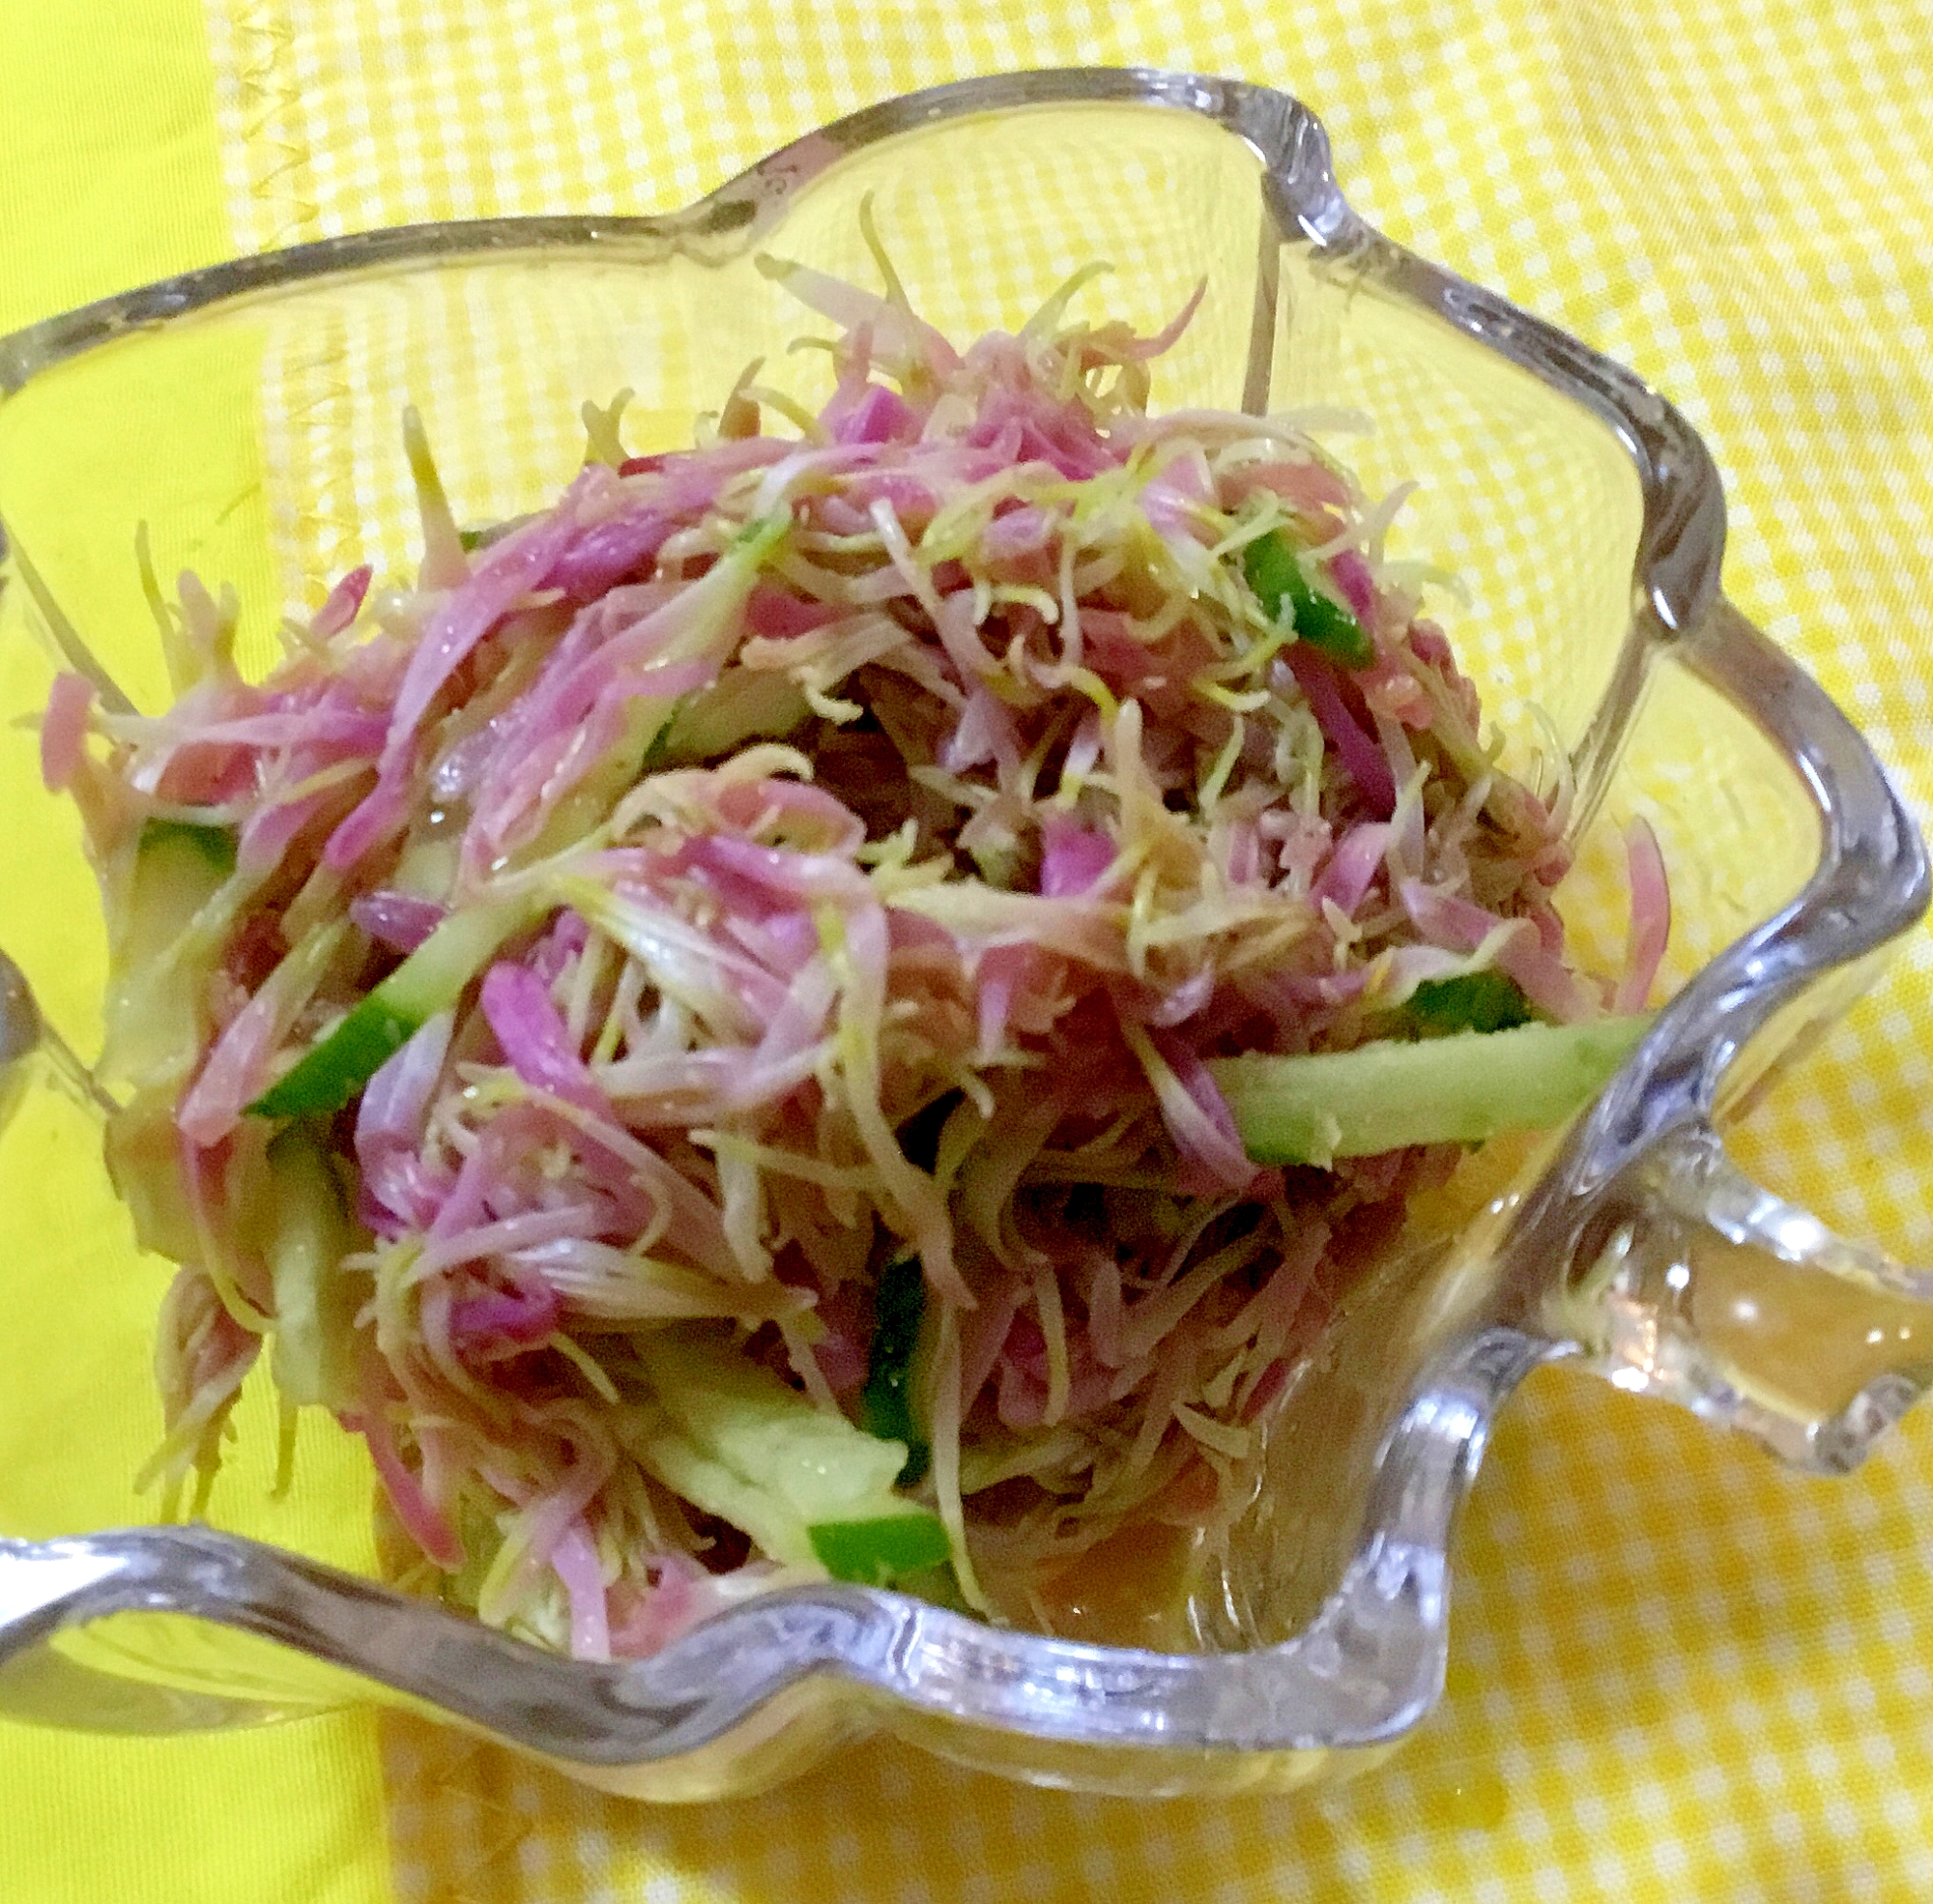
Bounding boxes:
262 1126 359 1411
137 817 238 877
1404 970 1533 1035
860 1252 929 1486
1241 529 1373 669
248 895 544 1118
1208 1015 1650 1167
808 1515 950 1584
635 1327 946 1585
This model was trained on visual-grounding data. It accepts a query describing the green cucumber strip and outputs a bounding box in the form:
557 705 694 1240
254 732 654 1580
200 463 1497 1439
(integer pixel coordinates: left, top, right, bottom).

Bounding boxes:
860 1253 929 1486
248 994 418 1120
656 673 810 765
808 1513 951 1586
1405 970 1534 1035
248 894 541 1118
138 818 238 876
638 697 689 775
635 1417 815 1569
884 1561 970 1613
124 823 236 956
634 1326 942 1580
105 1084 204 1262
102 822 243 1093
1242 529 1373 669
457 518 529 553
1208 1015 1650 1166
262 1126 359 1411
636 1326 915 1526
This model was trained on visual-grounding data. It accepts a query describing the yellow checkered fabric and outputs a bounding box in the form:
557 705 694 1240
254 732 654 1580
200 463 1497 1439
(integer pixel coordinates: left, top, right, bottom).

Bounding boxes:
10 0 1933 1897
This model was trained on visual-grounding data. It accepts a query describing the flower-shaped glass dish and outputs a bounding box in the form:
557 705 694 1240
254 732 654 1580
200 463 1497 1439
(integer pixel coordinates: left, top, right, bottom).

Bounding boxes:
0 69 1926 1800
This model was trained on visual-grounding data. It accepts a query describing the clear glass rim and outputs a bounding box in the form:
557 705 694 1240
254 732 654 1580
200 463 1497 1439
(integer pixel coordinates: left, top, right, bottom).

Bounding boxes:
1 66 1926 1783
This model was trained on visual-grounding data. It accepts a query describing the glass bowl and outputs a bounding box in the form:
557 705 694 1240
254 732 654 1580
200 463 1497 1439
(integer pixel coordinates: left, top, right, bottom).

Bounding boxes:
1 68 1926 1800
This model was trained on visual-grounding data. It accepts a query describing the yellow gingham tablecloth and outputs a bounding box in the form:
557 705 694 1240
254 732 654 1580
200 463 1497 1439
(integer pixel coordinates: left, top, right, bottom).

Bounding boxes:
5 2 1933 1900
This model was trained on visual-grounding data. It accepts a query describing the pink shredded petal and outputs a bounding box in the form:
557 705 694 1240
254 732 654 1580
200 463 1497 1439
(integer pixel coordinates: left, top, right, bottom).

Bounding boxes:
1379 713 1428 871
1228 459 1349 518
177 937 335 1147
721 907 822 983
942 686 1023 778
802 1277 871 1397
1328 549 1377 620
548 509 673 601
40 672 93 792
130 708 388 751
654 435 794 503
1109 279 1207 361
995 1312 1115 1428
457 561 767 879
154 738 253 807
1284 648 1396 818
1039 819 1116 898
350 889 447 953
608 1553 707 1658
325 502 585 871
744 583 840 639
238 787 340 877
519 1098 742 1283
390 497 588 740
979 504 1053 565
356 1012 453 1160
357 1370 465 1570
1246 966 1370 1014
1616 815 1670 1013
311 564 372 640
1138 1024 1266 1197
416 1206 609 1282
480 961 612 1117
553 1519 612 1661
1311 822 1392 916
685 834 873 914
844 468 943 520
966 384 1119 482
486 1438 615 1626
829 382 914 447
449 1273 563 1352
1146 963 1216 1028
531 910 591 986
1140 447 1215 543
358 1152 447 1240
1221 818 1263 887
419 1110 525 1246
973 942 1039 1058
320 760 407 872
1408 620 1455 670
